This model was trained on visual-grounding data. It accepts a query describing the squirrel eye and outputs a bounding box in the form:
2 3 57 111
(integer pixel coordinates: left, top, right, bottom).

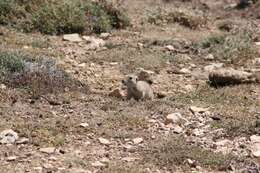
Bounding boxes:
129 77 132 80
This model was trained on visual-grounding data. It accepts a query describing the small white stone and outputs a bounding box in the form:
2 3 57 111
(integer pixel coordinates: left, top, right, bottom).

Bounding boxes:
79 123 89 128
98 137 111 145
0 84 7 90
165 45 175 51
165 113 182 124
122 157 139 162
179 68 191 74
250 135 260 143
63 33 82 42
100 33 110 39
91 161 106 167
6 156 17 161
215 139 232 146
132 137 143 144
172 125 183 134
251 143 260 157
204 54 215 60
39 147 56 154
189 106 209 114
255 42 260 46
0 129 19 144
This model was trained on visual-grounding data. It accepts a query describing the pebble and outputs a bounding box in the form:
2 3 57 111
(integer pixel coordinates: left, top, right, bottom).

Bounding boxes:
189 106 209 114
63 33 82 42
98 137 111 145
165 113 182 124
132 137 143 144
39 147 56 154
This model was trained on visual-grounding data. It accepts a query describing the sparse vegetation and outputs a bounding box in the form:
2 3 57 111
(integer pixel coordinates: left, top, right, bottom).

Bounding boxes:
143 136 237 171
0 0 130 34
147 8 206 29
195 28 259 62
0 52 88 96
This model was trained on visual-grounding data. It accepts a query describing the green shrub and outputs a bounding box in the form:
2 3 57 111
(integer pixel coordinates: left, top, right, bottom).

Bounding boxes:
0 52 25 74
0 0 130 34
0 0 14 24
195 29 258 62
33 1 87 34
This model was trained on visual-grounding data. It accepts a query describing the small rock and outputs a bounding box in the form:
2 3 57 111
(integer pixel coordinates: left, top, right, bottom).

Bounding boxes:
165 45 175 51
91 161 106 167
6 156 17 161
69 168 92 173
79 123 89 128
255 42 260 46
250 135 260 143
63 33 82 42
16 137 29 144
98 137 110 145
100 33 110 39
0 129 19 144
215 139 232 146
251 143 260 157
137 43 144 48
109 88 125 98
165 113 182 124
122 157 139 162
172 125 183 134
189 106 209 114
179 68 191 74
204 54 215 60
39 147 56 154
204 63 224 72
100 157 110 163
132 137 143 144
0 84 7 90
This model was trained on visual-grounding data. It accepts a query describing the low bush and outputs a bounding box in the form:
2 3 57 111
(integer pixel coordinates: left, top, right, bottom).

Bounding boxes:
0 52 88 96
0 0 130 34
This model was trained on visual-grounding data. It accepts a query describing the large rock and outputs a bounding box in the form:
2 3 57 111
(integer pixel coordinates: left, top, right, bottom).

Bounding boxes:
0 129 19 144
209 68 256 86
63 34 82 42
250 135 260 157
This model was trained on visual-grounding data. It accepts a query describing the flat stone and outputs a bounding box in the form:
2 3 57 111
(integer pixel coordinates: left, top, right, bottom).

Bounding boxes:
189 106 209 114
79 123 89 128
251 143 260 157
91 161 106 167
39 147 56 154
63 34 82 42
132 137 143 144
172 125 183 134
165 45 175 51
6 156 17 161
98 137 111 145
165 113 182 124
122 157 139 162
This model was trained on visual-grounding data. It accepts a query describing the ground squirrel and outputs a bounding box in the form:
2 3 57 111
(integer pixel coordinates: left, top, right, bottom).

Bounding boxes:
122 74 154 100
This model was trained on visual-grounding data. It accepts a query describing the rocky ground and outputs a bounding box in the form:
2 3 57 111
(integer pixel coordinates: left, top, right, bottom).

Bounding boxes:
0 0 260 172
